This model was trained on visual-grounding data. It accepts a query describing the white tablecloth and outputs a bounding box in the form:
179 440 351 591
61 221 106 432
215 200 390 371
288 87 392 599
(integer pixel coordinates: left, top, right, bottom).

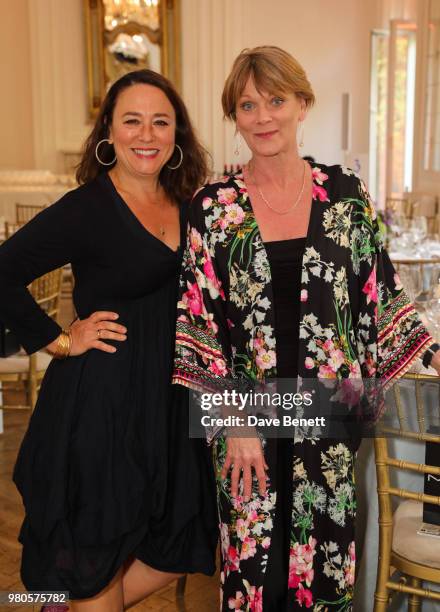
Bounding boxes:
0 185 75 242
0 185 72 222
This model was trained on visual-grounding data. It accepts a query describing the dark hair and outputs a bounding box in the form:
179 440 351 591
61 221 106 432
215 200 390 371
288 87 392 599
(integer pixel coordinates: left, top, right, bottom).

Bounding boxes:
76 70 210 202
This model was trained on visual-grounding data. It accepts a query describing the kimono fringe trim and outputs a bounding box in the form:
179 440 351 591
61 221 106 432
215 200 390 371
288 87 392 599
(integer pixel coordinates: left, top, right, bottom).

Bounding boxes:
172 370 231 444
381 325 430 369
172 363 232 393
172 373 213 394
381 332 433 391
371 336 433 425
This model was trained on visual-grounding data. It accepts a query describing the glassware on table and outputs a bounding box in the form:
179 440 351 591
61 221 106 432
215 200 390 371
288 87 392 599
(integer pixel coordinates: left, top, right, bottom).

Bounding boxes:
398 265 423 304
389 212 409 237
428 265 440 300
409 216 428 243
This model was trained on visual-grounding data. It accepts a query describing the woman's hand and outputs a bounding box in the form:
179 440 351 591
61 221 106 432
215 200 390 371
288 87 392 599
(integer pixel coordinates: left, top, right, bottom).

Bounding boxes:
221 435 268 502
47 311 127 357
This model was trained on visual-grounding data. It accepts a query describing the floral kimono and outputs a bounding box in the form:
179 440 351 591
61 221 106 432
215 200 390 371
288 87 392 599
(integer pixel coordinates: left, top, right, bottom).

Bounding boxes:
172 164 432 611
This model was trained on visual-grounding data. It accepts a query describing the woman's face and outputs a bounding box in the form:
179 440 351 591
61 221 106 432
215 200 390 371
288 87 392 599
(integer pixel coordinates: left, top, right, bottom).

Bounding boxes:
235 76 306 158
109 83 176 179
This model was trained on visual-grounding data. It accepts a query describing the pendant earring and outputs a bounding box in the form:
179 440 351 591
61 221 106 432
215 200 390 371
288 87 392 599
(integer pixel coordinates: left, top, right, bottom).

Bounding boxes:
234 132 242 157
297 122 305 148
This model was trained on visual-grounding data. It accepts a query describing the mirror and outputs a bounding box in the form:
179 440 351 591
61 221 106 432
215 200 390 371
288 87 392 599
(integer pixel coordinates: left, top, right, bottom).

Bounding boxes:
423 0 440 171
84 0 181 118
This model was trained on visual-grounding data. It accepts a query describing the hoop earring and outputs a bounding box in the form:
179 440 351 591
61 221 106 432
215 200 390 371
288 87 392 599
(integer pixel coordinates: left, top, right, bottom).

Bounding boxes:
167 144 183 170
95 139 116 165
297 122 304 148
234 132 242 157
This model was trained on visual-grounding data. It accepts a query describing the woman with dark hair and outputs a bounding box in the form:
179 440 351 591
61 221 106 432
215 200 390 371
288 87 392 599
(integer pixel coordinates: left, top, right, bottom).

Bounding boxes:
0 69 217 611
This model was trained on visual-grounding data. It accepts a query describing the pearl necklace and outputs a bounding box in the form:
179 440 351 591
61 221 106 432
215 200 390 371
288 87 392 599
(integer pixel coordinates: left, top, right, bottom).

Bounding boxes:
250 159 307 216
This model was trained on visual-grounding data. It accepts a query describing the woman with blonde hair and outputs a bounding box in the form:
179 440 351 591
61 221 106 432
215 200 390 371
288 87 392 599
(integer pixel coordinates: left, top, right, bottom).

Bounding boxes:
173 46 440 610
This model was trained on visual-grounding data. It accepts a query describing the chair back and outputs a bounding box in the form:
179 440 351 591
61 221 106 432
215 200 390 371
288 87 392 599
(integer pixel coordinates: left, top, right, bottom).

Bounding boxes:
0 268 63 411
410 195 439 235
4 221 24 239
29 268 63 322
375 372 440 524
385 195 411 218
15 203 46 224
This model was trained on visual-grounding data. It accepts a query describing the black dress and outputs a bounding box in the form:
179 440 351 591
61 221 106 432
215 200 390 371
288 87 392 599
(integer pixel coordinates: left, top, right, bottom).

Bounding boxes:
0 172 217 599
263 237 305 611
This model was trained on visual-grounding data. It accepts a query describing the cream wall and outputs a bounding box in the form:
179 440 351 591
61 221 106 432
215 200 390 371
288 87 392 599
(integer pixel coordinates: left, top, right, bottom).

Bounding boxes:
27 0 89 172
182 0 376 175
0 0 377 175
246 0 375 168
375 0 418 26
0 0 34 168
0 1 381 177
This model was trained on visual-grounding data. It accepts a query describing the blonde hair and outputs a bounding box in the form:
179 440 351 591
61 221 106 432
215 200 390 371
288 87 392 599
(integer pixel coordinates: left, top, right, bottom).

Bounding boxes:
222 45 315 121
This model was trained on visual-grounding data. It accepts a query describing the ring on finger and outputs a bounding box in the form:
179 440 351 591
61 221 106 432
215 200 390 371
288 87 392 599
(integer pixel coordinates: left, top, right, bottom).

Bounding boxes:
97 329 101 339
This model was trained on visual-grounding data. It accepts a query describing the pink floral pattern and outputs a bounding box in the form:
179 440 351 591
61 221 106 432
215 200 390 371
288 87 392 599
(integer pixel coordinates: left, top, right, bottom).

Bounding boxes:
311 166 330 202
362 265 378 304
173 164 432 610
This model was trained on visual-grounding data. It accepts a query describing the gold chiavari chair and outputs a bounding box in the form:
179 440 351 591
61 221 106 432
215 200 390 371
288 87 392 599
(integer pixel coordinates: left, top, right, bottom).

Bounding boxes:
0 268 63 410
374 372 440 610
385 194 411 219
410 195 439 236
4 221 24 239
4 217 76 326
15 203 46 224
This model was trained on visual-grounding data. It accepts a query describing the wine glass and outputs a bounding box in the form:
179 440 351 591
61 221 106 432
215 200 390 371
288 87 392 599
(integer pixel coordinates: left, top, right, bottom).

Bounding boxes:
398 265 422 304
409 217 428 244
389 212 408 237
428 265 440 300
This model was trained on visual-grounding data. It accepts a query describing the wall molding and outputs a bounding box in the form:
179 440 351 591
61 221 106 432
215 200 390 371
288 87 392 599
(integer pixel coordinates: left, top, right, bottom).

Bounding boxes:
413 0 440 193
181 0 252 173
28 0 58 170
28 0 90 172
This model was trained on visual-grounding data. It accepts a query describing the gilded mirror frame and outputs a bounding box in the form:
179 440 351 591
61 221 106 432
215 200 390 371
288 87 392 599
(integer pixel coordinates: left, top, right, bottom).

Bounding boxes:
84 0 181 119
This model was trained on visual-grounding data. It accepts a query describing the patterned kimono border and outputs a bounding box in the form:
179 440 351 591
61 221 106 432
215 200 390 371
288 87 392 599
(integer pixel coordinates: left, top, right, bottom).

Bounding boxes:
378 293 432 387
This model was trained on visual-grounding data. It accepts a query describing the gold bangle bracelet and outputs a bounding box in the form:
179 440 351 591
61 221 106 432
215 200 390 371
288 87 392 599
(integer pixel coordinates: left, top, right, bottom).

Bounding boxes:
52 329 72 359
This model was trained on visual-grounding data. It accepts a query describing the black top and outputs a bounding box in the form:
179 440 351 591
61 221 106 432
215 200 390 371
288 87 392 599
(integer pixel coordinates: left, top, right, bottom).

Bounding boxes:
0 172 184 354
263 237 306 611
264 237 306 378
0 172 217 598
